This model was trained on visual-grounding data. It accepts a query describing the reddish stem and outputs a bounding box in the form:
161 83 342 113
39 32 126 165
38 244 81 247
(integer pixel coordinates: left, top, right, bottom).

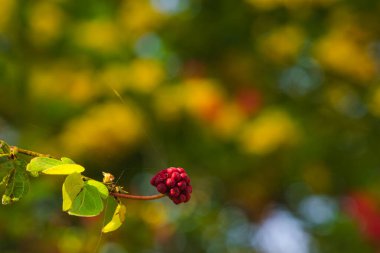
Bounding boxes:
110 192 165 200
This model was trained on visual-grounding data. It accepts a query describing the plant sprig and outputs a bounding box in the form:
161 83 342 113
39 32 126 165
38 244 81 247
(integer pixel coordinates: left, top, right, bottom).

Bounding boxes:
0 140 167 233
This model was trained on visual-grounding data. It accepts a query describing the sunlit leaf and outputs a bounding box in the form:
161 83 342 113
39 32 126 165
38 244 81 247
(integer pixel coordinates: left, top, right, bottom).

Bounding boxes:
27 157 64 172
61 157 75 164
42 164 85 175
2 160 29 205
86 179 109 199
102 203 127 233
28 171 39 177
27 157 85 175
68 182 104 217
62 173 84 211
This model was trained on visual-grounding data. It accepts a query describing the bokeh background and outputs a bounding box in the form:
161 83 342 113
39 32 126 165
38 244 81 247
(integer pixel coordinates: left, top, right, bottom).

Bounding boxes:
1 0 380 252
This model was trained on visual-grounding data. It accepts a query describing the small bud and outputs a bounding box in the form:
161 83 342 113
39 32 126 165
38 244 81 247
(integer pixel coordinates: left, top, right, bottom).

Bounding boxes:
102 172 115 184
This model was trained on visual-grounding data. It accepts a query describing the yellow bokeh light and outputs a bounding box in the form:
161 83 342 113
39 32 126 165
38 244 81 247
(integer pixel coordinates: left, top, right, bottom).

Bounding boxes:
258 25 305 63
314 23 375 82
239 109 300 155
98 59 164 94
59 103 144 158
0 0 16 32
29 63 96 104
128 59 165 93
182 78 225 121
73 20 122 53
27 1 65 46
140 202 168 227
154 85 184 121
246 0 336 10
118 0 165 38
368 86 380 117
57 229 83 253
212 103 246 139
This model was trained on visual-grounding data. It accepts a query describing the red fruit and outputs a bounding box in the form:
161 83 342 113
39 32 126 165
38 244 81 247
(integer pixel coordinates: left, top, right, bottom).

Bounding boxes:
152 171 168 186
172 172 181 181
178 181 187 190
150 176 156 185
172 198 181 204
180 173 190 183
166 178 175 188
184 192 191 202
151 167 192 204
179 194 187 202
167 167 175 174
170 187 180 197
156 183 167 194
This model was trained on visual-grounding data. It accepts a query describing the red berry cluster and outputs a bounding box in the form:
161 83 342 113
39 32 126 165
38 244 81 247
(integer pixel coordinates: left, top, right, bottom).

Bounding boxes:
150 167 192 204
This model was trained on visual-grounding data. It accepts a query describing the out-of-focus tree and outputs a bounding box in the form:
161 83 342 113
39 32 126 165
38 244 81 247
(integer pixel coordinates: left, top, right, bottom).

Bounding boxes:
1 0 380 252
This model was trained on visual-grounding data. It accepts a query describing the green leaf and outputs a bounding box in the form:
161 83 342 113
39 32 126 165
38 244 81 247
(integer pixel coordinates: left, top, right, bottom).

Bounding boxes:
68 183 104 217
86 180 109 199
62 173 84 211
0 140 10 154
0 173 10 186
0 159 14 171
0 141 11 164
102 203 127 233
27 157 85 175
61 157 75 164
42 164 85 175
2 160 29 205
27 157 63 172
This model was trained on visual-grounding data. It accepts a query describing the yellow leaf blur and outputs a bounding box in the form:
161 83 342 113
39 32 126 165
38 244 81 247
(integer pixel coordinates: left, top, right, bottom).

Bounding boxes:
59 103 144 158
0 0 16 32
239 109 300 155
258 25 305 63
62 173 84 211
102 204 127 233
27 1 65 46
42 164 85 175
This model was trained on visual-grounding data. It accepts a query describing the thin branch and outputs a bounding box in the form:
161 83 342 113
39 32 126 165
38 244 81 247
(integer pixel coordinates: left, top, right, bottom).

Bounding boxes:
13 147 51 158
110 192 165 200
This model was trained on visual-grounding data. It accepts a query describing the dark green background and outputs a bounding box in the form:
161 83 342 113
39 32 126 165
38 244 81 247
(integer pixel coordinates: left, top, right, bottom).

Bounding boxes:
1 0 380 252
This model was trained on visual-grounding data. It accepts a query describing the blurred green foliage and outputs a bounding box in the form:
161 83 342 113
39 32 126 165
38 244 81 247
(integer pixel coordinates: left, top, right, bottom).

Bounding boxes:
1 0 380 252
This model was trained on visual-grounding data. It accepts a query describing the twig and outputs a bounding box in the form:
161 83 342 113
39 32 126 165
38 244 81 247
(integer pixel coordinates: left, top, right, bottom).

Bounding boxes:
110 192 165 200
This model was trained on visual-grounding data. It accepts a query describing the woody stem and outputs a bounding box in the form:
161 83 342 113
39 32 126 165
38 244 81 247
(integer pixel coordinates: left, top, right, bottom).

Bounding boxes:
12 147 51 158
110 192 165 200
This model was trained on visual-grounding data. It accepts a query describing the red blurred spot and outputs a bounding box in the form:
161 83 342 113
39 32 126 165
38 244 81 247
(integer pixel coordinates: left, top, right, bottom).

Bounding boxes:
182 60 206 78
344 192 380 243
235 88 262 116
